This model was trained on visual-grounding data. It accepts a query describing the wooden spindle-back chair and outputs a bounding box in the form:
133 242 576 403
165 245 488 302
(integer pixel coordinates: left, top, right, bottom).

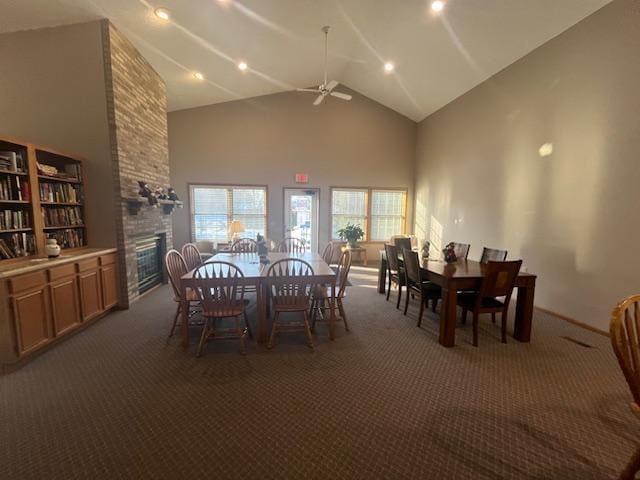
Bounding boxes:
384 243 405 309
193 261 252 356
165 249 200 341
181 243 203 271
266 258 315 350
321 243 333 265
278 237 307 254
231 238 258 253
402 248 441 326
311 249 352 332
611 294 640 480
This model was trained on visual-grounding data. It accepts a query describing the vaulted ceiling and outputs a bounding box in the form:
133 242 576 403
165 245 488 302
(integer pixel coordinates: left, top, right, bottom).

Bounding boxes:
0 0 611 120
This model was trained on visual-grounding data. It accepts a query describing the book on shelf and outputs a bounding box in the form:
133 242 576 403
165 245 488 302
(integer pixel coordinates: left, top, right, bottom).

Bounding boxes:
0 233 36 259
47 228 85 249
42 206 83 227
0 176 29 201
0 210 30 230
39 182 81 203
37 162 81 181
0 151 26 174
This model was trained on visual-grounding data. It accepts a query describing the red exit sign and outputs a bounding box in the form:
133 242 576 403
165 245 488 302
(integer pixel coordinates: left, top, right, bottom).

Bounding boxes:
295 173 309 184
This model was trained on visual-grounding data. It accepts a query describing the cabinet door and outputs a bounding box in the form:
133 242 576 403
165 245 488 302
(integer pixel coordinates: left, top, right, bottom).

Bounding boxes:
12 288 51 355
50 278 81 335
79 270 103 322
100 265 118 310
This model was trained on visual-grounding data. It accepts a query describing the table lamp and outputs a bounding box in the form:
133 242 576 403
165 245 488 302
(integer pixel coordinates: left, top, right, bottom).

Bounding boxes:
229 220 245 242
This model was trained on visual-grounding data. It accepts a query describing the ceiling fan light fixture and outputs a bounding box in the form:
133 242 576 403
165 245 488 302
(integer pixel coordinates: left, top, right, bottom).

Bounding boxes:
154 8 170 21
431 1 445 13
238 61 248 71
193 71 204 81
384 62 395 73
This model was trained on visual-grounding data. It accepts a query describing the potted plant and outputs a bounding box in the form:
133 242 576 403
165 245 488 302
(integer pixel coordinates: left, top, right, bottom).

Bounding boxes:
337 223 364 248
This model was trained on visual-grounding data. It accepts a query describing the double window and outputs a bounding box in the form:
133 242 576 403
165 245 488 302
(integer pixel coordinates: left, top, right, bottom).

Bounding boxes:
331 188 406 241
189 185 267 242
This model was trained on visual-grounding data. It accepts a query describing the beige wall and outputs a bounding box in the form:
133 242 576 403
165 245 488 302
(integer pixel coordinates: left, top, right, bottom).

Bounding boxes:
169 89 416 258
414 0 640 331
0 21 117 248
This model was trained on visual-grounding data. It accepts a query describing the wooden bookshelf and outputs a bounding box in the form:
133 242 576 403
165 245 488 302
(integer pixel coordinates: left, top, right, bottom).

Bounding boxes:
0 137 88 262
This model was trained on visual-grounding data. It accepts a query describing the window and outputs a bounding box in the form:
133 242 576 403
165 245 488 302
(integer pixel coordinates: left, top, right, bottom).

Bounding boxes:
331 189 368 240
331 187 406 241
190 185 267 242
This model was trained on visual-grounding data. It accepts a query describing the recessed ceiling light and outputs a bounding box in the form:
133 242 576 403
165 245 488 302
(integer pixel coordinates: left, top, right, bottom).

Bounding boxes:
154 8 170 21
431 1 444 12
193 71 204 81
238 61 248 71
384 62 395 73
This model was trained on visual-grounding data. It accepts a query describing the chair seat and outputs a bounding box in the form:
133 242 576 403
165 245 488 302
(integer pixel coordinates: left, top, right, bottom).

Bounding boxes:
313 285 345 300
273 297 311 312
407 281 441 295
174 287 199 303
201 299 249 318
457 292 505 310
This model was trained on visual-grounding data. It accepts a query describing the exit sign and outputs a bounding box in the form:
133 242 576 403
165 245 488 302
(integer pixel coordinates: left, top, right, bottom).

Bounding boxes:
295 173 309 184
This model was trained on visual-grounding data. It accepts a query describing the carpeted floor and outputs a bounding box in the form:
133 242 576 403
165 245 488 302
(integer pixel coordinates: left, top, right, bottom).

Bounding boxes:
0 266 636 479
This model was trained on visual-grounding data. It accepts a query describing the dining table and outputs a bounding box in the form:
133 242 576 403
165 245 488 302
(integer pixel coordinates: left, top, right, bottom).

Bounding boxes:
179 251 338 348
378 251 537 347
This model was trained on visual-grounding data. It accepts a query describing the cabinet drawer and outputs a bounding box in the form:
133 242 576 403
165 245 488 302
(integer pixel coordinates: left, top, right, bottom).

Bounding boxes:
48 263 76 281
10 271 47 294
99 254 116 266
77 258 99 272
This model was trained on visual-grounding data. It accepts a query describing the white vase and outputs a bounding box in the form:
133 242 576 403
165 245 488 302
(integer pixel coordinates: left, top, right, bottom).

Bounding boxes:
45 239 61 258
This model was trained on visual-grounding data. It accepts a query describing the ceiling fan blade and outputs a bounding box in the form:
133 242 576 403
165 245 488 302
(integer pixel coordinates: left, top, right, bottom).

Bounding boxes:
297 88 320 93
330 91 352 101
313 94 325 106
326 80 338 92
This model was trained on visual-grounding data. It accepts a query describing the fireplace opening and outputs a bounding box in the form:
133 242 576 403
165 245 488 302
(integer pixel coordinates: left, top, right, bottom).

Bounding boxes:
136 235 164 294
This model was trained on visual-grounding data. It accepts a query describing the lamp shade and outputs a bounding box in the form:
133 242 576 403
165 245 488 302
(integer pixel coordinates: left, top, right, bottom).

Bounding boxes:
229 220 245 236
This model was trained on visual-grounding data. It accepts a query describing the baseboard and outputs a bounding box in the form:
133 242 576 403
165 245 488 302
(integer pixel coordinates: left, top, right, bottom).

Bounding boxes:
534 306 609 337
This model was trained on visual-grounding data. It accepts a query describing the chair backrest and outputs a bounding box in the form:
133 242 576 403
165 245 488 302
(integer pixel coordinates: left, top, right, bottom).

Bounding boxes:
384 243 400 273
452 242 471 260
402 248 422 285
195 240 214 254
181 243 202 271
165 249 188 300
267 258 314 304
335 249 352 298
278 237 306 254
231 238 258 253
478 260 522 305
480 247 507 263
393 237 412 252
321 243 333 264
194 261 246 316
611 295 640 406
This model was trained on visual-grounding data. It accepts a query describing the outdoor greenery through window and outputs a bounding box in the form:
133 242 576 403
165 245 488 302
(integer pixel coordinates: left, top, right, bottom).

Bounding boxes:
190 185 266 242
331 188 406 241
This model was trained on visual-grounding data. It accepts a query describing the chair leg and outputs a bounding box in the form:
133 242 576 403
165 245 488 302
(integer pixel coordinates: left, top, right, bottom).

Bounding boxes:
620 445 640 480
501 311 507 343
167 302 181 342
338 299 349 332
386 276 392 301
238 318 247 355
417 294 425 328
492 312 496 324
196 317 210 357
461 308 467 325
267 312 278 349
303 310 314 350
472 312 479 347
396 283 402 309
243 310 253 339
431 298 438 313
403 286 410 315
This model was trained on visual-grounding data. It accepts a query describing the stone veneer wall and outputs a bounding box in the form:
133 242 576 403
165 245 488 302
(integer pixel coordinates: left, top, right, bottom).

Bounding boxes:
101 21 172 306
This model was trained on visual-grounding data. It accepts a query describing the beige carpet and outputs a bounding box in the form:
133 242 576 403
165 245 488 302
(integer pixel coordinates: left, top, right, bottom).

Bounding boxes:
0 266 636 479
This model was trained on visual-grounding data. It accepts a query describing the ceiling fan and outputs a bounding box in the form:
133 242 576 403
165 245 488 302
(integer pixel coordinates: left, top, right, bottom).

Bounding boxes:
297 26 352 106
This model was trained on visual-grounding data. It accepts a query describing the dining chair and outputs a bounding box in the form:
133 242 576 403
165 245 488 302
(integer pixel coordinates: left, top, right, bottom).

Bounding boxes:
165 249 200 341
194 261 252 356
480 247 507 263
451 242 471 260
610 294 640 480
321 243 333 264
311 249 351 333
266 258 315 350
278 237 307 254
231 238 258 253
402 248 441 326
456 260 522 346
384 243 405 310
181 243 203 271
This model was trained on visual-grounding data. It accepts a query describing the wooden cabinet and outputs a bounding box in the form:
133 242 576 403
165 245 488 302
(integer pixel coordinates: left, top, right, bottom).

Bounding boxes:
79 269 102 322
100 264 118 310
50 278 81 336
12 286 51 355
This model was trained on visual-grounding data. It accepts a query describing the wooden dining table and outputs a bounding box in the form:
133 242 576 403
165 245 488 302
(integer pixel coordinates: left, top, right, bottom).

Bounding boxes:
378 251 537 347
179 252 338 348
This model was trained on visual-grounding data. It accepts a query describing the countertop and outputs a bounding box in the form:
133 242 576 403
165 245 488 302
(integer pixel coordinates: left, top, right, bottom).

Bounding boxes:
0 247 117 279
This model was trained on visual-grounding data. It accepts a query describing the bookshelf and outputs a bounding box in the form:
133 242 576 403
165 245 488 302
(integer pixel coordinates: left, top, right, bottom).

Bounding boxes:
0 137 87 262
